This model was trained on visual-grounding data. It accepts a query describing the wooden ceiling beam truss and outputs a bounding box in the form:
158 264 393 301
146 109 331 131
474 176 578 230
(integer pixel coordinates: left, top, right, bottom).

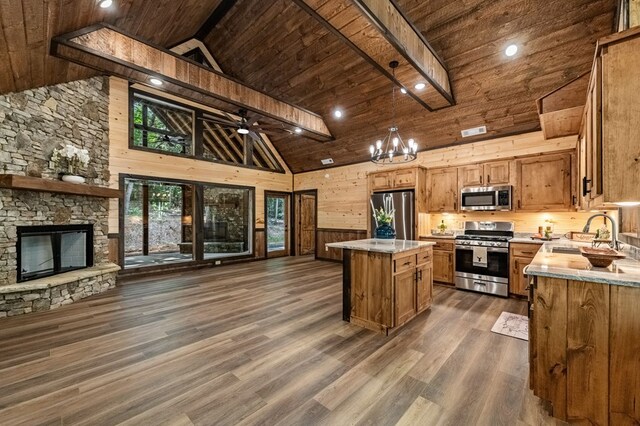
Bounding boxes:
293 0 454 111
51 24 333 142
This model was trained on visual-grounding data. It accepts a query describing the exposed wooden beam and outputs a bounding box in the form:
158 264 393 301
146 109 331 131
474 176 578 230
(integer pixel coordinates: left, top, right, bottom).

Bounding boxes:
51 24 333 142
293 0 454 111
195 0 238 41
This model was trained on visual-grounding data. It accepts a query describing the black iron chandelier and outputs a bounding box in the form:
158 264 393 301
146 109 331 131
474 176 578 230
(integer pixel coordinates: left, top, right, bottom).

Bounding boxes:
369 61 418 164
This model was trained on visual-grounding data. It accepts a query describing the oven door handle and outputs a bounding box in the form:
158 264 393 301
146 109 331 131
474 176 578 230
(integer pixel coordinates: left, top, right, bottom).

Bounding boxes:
454 246 508 253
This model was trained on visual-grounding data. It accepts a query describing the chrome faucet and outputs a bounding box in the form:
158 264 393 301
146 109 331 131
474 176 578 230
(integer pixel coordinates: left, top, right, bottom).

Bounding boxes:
582 213 620 250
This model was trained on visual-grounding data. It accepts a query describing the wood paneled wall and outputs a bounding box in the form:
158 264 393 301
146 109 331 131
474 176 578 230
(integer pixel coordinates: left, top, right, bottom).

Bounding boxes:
294 132 595 233
316 229 367 261
108 77 293 233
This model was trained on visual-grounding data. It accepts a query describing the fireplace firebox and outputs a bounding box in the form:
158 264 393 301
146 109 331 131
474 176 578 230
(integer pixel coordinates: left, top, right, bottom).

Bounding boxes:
17 224 94 282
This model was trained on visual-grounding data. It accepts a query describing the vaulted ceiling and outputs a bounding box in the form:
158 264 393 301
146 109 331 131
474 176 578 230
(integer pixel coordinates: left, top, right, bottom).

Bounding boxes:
0 0 617 172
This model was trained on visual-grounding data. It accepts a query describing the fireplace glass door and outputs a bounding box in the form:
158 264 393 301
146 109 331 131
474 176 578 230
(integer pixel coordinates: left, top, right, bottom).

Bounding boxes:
17 225 93 282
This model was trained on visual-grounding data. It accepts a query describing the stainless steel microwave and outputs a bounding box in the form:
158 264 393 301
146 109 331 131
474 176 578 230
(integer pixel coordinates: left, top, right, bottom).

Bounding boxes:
460 185 512 211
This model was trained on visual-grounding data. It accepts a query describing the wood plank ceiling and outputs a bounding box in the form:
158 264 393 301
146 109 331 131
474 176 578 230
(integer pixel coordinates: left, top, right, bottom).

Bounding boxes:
0 0 617 173
205 0 616 172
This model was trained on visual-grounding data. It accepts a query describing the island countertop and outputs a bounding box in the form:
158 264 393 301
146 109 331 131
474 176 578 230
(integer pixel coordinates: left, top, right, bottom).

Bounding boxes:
525 240 640 287
326 239 435 254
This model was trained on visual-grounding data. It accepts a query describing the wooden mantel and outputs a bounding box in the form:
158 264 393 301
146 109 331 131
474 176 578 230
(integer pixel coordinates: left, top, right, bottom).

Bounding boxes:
51 24 333 142
0 175 122 198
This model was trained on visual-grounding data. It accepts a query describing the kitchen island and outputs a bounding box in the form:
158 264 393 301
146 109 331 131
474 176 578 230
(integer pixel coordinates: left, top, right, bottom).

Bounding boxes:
326 239 435 335
526 240 640 424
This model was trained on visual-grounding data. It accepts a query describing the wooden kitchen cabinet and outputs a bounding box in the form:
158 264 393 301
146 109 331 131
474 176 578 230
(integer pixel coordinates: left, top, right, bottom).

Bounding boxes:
427 168 458 212
515 152 574 211
368 168 416 191
393 168 417 188
394 269 417 325
509 242 542 296
369 171 393 191
347 245 433 334
484 160 510 185
529 276 640 424
578 29 640 208
458 160 511 188
421 238 455 285
458 164 484 187
417 264 433 312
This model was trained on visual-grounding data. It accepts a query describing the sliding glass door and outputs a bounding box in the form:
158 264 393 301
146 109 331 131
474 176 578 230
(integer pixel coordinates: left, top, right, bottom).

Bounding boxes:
123 176 254 269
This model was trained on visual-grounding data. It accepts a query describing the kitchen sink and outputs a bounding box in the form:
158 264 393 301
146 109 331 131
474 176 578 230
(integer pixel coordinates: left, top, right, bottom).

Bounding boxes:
552 247 582 255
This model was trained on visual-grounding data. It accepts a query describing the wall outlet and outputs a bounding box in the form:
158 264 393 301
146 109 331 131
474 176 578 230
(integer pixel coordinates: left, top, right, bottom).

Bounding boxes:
215 260 221 265
326 246 329 251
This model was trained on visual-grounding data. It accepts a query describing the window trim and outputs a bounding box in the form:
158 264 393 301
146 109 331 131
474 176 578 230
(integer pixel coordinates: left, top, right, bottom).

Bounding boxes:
128 87 286 174
119 173 257 273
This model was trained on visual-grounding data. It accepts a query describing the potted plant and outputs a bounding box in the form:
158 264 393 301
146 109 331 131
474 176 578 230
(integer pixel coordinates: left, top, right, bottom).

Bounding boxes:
51 144 90 184
374 206 396 240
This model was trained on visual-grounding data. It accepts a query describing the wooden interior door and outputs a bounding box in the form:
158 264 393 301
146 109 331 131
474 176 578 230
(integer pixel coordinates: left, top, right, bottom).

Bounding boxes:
266 192 290 258
297 193 316 255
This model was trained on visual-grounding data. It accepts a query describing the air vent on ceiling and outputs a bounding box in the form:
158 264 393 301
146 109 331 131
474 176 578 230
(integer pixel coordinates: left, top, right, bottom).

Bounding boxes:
321 158 334 165
461 126 487 138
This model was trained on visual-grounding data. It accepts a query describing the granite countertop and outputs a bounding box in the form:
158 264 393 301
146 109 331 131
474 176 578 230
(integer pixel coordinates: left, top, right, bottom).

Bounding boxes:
526 240 640 287
419 234 456 240
510 237 550 244
326 239 436 254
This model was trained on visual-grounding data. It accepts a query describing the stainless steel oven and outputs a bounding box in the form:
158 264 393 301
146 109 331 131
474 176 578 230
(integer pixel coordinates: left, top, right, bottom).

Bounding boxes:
454 221 514 297
460 185 512 211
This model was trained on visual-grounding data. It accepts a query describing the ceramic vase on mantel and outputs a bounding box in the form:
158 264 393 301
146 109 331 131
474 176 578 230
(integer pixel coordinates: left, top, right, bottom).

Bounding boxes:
375 222 396 240
61 174 86 184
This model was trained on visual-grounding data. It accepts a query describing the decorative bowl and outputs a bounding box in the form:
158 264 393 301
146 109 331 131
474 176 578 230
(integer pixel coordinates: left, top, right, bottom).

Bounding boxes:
580 247 626 268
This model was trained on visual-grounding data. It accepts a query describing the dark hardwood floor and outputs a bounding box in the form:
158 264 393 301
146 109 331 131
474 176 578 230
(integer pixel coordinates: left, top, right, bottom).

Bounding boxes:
0 256 561 425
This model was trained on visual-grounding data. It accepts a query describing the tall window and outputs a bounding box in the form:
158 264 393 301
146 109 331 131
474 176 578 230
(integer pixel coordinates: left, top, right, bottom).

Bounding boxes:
130 89 284 172
123 176 254 269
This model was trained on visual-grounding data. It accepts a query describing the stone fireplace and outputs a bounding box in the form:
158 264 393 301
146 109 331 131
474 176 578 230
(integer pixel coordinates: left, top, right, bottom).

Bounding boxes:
0 76 119 317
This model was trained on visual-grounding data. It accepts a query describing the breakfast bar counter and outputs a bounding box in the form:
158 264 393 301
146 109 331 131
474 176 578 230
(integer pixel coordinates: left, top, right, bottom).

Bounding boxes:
326 239 435 335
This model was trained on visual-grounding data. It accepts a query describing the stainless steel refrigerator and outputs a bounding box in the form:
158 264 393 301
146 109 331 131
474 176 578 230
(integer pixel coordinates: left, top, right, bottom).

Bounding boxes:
370 190 415 240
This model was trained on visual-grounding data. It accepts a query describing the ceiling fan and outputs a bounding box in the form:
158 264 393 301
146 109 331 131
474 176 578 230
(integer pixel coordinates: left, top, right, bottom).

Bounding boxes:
199 109 302 141
159 134 189 145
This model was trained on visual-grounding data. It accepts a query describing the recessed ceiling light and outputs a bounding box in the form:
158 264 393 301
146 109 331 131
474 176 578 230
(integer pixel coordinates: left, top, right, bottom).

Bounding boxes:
149 77 163 86
98 0 113 8
294 127 302 134
505 44 518 57
414 82 426 90
400 87 407 94
333 109 343 119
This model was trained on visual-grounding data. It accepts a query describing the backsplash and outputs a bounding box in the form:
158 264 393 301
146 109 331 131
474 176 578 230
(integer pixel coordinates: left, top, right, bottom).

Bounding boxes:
425 211 619 235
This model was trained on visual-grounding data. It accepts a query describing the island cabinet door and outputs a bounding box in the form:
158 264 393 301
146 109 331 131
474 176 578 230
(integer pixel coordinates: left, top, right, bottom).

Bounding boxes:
417 265 433 312
395 269 417 326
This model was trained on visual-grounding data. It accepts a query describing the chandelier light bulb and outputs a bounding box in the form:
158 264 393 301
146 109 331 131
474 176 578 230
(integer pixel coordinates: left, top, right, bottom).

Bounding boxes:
412 144 418 153
376 140 382 149
408 138 415 147
392 137 399 147
369 145 375 154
